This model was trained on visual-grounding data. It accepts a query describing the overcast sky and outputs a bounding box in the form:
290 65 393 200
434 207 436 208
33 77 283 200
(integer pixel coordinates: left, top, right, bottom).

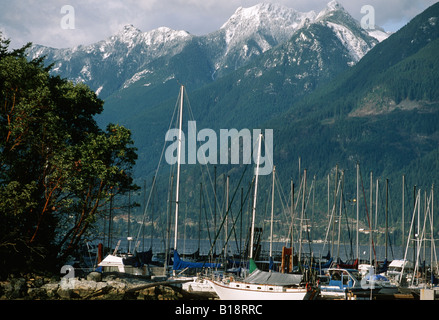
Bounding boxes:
0 0 437 49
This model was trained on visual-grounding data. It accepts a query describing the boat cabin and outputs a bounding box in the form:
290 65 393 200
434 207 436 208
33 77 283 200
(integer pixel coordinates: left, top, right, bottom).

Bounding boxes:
319 268 361 299
326 269 359 289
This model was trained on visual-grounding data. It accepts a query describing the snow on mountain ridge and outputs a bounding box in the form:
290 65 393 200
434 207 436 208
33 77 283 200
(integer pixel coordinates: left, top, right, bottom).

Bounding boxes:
326 21 370 62
28 1 389 98
220 3 317 47
108 24 191 49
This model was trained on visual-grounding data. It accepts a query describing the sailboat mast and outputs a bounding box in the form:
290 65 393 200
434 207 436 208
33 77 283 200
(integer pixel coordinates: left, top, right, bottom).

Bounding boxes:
174 85 184 252
270 166 276 259
250 133 262 259
356 163 360 261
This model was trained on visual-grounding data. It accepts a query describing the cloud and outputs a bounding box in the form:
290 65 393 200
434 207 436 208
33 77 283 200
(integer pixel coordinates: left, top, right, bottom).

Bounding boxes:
0 0 436 49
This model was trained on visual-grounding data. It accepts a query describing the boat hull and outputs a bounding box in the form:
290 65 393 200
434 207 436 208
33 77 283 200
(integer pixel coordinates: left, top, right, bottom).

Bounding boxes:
208 280 307 300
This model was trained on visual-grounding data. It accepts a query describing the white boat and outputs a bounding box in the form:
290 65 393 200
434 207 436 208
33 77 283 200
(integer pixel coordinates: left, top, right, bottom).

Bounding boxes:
207 137 309 300
319 268 365 299
207 266 307 300
179 276 218 298
98 254 144 275
385 259 414 285
319 267 398 300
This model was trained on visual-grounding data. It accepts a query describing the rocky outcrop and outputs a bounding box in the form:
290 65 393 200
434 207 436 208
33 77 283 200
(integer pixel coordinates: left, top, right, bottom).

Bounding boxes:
0 272 186 300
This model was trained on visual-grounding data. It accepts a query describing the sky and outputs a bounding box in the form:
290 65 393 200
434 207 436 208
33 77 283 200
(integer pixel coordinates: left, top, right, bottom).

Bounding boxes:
0 0 437 49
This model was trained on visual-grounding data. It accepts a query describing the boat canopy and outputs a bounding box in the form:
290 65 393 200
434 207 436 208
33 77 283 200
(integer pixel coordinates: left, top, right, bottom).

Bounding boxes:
173 250 222 270
244 269 303 286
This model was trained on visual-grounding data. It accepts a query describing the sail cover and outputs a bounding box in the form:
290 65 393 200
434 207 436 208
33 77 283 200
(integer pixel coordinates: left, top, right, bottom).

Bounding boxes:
244 269 303 286
173 250 222 270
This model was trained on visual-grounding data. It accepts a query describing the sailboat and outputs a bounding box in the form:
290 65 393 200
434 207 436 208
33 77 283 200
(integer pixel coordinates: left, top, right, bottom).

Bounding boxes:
98 85 216 278
161 85 222 298
207 136 309 300
397 186 439 298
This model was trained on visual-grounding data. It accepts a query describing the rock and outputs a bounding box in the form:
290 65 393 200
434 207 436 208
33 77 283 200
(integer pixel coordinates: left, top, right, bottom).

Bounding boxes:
0 271 185 300
75 279 97 291
57 287 73 299
27 287 47 299
72 279 103 298
106 280 128 294
41 283 59 298
5 278 27 299
33 276 45 288
87 272 102 282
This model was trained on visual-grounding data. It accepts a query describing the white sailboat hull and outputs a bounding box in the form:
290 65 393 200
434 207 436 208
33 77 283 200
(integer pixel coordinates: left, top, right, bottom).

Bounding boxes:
207 279 307 300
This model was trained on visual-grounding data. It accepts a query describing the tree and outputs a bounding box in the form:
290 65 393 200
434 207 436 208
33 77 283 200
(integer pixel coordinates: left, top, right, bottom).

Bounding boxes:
0 35 138 276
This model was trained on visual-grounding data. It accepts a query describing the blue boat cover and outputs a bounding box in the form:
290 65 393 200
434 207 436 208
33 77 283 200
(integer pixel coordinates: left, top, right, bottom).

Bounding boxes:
172 250 222 270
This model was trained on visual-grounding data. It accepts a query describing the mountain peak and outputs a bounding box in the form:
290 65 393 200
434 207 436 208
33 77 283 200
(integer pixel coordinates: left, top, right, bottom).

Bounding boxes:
326 0 344 11
316 0 346 20
113 24 143 45
220 3 317 46
118 24 142 36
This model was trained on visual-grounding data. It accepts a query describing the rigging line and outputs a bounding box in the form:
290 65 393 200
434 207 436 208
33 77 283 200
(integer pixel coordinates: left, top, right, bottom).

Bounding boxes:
339 182 355 260
322 178 342 256
401 190 420 278
202 167 253 268
404 178 414 211
359 167 377 264
201 185 214 255
183 86 224 227
338 179 355 261
221 174 254 259
288 175 304 246
341 196 354 261
274 174 295 247
387 182 395 259
208 163 250 258
134 88 181 250
413 190 433 280
224 178 249 258
182 90 223 220
303 177 316 256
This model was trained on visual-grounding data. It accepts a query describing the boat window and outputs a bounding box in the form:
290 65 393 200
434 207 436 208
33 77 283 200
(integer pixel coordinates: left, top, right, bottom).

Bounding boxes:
331 271 341 281
343 274 350 285
257 287 262 290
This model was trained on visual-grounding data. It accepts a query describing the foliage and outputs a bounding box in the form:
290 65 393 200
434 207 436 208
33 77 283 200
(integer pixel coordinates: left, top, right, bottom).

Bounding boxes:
0 35 138 276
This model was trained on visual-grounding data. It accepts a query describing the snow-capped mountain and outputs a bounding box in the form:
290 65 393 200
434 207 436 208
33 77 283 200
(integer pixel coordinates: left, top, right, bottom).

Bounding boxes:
28 1 389 100
206 3 317 77
29 24 193 98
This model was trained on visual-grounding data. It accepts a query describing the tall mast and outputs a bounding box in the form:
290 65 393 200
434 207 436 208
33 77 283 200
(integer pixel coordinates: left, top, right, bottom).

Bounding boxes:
402 175 405 248
250 133 262 259
299 169 307 264
385 179 389 261
431 185 435 275
174 85 184 252
270 166 276 261
370 171 373 265
291 179 294 250
225 175 229 259
356 163 360 260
